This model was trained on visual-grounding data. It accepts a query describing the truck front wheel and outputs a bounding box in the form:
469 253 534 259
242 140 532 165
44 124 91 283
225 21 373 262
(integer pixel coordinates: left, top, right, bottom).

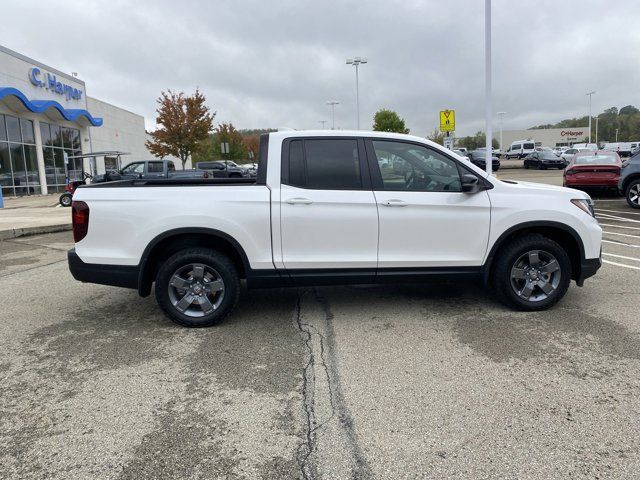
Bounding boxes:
155 248 240 327
625 179 640 209
492 234 571 311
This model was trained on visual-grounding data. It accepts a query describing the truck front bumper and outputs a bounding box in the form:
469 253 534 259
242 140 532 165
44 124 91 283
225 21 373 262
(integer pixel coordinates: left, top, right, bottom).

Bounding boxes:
68 248 139 289
576 256 602 286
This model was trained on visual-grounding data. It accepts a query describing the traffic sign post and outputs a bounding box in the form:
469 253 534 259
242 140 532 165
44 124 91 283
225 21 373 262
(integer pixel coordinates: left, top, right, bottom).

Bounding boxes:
439 110 455 132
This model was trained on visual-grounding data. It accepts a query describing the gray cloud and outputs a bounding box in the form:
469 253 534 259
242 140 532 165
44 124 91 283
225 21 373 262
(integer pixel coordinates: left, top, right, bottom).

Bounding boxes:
2 0 639 136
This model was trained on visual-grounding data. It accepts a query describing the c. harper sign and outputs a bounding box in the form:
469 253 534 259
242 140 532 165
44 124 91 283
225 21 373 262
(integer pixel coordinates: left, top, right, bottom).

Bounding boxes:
28 67 83 102
561 130 584 137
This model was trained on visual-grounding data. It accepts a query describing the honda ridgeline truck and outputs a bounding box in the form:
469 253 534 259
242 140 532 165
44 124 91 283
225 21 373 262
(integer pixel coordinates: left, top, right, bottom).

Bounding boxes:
68 131 602 327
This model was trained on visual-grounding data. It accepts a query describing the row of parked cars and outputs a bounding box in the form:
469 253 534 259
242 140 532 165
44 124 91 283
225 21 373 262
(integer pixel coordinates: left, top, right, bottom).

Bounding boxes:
451 142 640 209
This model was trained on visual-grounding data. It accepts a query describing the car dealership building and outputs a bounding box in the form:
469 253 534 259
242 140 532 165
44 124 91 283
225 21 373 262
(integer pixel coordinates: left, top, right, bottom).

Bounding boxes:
495 127 590 151
0 44 150 197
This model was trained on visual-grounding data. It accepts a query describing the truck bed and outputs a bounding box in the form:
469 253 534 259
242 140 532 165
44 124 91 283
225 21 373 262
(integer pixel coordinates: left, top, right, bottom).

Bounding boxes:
82 177 258 188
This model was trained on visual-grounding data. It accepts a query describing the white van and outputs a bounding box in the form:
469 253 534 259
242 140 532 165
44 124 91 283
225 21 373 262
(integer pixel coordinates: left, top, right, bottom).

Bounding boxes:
506 140 536 159
572 143 597 151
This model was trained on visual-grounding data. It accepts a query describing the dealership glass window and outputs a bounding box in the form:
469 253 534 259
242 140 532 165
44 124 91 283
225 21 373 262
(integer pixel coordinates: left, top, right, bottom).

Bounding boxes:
5 115 21 143
51 124 62 148
104 156 119 171
0 114 41 196
0 142 12 196
21 119 35 144
0 115 6 141
40 122 81 192
40 122 52 147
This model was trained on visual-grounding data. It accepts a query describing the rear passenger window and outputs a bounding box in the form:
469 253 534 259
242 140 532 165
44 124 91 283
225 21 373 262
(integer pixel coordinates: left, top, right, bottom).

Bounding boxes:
286 138 362 190
289 140 305 187
147 162 164 173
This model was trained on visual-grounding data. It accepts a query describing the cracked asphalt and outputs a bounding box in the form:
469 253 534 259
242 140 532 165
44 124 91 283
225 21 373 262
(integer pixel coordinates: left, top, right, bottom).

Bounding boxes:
2 175 640 479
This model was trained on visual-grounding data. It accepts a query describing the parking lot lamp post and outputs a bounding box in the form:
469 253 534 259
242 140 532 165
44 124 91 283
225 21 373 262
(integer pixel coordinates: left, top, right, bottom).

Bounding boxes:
319 120 327 129
595 116 599 146
346 57 367 130
327 101 340 130
586 91 595 143
497 111 506 153
485 0 493 174
616 128 619 142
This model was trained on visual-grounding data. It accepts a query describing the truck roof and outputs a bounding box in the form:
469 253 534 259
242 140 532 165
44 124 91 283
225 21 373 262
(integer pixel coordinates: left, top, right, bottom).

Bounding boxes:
268 129 435 145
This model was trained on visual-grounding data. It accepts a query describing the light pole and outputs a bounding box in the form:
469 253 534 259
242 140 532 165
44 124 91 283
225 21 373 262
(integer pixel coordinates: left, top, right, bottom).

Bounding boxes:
327 100 339 130
586 91 595 144
497 111 506 154
595 116 599 146
346 57 367 130
616 128 619 142
319 120 327 129
484 0 493 174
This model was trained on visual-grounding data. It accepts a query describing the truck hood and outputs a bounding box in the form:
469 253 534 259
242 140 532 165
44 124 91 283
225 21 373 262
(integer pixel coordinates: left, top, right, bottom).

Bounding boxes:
496 179 591 199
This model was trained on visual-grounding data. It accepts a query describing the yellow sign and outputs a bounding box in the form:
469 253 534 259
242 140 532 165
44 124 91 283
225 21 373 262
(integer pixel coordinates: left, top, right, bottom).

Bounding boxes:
440 109 455 132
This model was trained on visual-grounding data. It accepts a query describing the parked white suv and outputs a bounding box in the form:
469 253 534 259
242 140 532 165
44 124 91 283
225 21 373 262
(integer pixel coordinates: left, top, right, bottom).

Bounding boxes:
68 131 602 327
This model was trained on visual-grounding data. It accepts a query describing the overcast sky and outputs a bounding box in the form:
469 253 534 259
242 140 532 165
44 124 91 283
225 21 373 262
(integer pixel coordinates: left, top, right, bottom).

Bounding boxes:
2 0 639 136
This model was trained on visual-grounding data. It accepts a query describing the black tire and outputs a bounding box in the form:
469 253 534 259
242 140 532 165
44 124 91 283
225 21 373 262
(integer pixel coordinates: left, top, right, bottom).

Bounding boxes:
625 179 640 209
154 248 240 327
492 234 571 311
59 193 72 207
538 163 545 170
524 162 529 169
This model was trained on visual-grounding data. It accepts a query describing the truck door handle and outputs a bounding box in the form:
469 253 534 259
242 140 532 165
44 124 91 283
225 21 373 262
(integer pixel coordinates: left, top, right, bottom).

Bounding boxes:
381 199 408 207
286 197 313 205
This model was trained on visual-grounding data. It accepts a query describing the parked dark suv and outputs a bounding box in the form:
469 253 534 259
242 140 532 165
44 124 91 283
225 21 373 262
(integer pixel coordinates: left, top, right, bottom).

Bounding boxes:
467 149 501 171
195 161 246 178
618 151 640 208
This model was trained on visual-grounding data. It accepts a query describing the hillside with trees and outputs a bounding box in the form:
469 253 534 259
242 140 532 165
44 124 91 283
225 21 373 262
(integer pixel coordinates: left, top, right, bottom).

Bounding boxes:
530 105 640 142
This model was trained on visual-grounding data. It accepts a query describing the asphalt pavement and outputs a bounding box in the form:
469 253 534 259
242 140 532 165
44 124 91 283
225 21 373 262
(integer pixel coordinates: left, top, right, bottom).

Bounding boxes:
1 170 640 479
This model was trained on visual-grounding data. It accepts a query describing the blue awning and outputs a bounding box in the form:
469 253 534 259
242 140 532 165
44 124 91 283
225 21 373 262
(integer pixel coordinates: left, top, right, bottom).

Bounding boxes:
0 87 103 127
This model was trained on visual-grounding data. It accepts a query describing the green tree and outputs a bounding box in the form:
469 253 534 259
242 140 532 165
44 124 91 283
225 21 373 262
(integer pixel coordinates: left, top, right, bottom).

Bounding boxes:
619 105 640 116
457 131 498 150
372 109 410 133
427 129 445 146
146 89 215 168
193 123 247 163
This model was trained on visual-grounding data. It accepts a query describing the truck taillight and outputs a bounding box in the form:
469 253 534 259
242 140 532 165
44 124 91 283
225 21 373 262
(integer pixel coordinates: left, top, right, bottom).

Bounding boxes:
72 201 90 242
202 171 209 178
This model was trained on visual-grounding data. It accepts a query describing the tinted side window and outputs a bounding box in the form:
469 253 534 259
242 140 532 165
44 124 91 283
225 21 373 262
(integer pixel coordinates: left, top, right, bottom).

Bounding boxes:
305 139 360 189
287 139 361 189
147 162 164 173
524 143 535 149
288 140 305 187
372 140 461 192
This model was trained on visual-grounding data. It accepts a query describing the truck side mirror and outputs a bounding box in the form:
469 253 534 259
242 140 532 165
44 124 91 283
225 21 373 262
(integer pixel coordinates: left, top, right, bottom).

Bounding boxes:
461 174 480 193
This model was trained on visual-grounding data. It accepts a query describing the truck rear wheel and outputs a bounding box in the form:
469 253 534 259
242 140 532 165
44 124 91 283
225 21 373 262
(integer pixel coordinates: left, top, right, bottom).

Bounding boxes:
154 248 240 327
492 234 571 311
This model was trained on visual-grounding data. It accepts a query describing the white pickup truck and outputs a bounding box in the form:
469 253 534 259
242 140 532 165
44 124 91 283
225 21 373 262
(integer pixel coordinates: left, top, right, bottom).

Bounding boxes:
68 131 602 327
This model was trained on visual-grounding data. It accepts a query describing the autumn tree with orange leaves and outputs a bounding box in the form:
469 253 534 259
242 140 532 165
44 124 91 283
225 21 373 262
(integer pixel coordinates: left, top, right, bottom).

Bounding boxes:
146 89 215 169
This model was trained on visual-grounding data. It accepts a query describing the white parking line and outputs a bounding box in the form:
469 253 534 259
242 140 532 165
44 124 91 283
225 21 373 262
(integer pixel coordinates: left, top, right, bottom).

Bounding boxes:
603 259 640 271
602 231 640 239
599 223 640 231
596 208 640 216
596 213 640 224
602 239 640 248
602 252 640 262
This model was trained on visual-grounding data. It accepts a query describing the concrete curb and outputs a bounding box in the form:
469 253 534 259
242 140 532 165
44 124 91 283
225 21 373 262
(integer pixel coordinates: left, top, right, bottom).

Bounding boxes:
0 223 72 240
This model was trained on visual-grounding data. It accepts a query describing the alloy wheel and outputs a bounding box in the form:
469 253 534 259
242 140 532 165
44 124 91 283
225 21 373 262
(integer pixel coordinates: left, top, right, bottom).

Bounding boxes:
167 263 225 317
510 250 561 302
629 184 640 206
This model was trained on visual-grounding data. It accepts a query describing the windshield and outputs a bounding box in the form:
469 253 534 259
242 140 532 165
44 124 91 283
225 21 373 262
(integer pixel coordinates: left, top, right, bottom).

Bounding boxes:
575 154 618 165
540 152 558 159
